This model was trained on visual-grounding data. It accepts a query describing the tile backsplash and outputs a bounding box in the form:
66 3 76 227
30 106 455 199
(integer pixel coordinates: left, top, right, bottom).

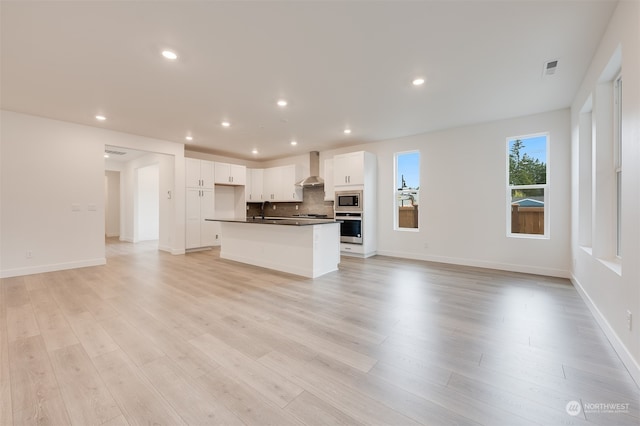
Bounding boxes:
246 186 335 217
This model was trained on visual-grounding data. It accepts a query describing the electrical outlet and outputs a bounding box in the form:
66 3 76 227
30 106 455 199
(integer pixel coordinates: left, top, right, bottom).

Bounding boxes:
215 234 219 240
627 310 632 331
295 205 299 210
272 204 276 210
26 250 32 259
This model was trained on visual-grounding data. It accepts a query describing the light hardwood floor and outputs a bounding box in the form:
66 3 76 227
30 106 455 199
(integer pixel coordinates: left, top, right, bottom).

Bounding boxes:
1 238 638 425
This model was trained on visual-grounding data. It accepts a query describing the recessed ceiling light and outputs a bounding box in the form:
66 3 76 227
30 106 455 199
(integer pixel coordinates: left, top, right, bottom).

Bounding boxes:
290 140 297 146
104 154 109 158
412 78 425 86
221 121 230 127
95 115 106 121
252 149 258 154
185 136 193 141
343 129 351 134
162 50 178 60
277 99 288 107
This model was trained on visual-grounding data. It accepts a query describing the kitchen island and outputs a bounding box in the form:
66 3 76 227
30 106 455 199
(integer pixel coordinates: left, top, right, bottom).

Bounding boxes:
206 217 340 278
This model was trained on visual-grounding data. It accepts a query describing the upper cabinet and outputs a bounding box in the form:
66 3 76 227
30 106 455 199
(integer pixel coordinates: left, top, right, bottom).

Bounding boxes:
246 168 264 202
280 165 303 202
262 165 303 202
214 162 246 185
186 158 215 188
333 151 366 186
324 158 334 201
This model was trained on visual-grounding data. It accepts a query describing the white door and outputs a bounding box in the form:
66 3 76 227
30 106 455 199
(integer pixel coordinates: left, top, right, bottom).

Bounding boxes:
136 164 159 242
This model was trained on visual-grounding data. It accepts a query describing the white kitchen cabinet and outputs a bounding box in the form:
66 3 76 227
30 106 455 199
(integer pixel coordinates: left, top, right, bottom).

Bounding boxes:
215 162 246 185
186 158 215 188
263 166 281 201
280 165 303 202
186 187 218 249
263 165 302 202
333 151 366 186
246 168 264 202
324 158 334 201
332 151 377 258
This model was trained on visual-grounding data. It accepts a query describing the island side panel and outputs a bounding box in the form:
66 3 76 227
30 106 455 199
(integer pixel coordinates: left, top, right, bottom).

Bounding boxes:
312 223 340 277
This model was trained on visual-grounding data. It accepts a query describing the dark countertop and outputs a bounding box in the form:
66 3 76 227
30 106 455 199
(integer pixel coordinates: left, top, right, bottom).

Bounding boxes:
205 217 340 226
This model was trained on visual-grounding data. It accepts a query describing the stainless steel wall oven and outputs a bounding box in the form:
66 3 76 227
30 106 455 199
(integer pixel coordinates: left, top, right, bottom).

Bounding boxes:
335 212 362 244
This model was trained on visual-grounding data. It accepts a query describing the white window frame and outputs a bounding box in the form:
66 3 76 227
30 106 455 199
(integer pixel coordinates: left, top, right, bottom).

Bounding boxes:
394 150 420 232
506 132 550 239
614 72 622 258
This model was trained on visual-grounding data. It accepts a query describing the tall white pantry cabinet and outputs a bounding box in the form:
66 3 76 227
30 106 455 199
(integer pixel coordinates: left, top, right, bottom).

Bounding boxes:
333 151 377 258
185 158 218 249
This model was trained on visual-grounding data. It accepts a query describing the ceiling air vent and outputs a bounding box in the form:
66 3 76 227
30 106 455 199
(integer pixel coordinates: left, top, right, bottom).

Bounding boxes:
543 59 558 77
104 149 127 156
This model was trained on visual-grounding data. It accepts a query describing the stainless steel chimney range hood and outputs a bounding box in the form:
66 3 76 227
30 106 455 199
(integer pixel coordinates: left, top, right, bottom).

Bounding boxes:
296 151 324 187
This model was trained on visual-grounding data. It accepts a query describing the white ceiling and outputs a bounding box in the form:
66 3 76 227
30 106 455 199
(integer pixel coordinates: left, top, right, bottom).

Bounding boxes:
1 1 616 161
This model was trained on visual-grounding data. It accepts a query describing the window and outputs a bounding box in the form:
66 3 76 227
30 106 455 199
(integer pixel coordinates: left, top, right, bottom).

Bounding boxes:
614 73 622 257
507 134 548 237
395 151 420 230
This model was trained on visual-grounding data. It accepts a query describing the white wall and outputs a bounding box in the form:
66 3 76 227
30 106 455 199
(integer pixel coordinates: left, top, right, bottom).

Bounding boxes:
320 109 571 277
184 149 262 168
570 0 640 384
104 170 120 237
0 110 186 277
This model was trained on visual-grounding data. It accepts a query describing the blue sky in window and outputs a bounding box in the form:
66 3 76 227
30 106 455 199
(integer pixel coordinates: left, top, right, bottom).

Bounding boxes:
509 135 547 163
397 152 420 189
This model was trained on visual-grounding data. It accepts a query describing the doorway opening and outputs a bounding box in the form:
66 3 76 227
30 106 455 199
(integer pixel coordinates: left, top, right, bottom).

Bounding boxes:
104 145 174 254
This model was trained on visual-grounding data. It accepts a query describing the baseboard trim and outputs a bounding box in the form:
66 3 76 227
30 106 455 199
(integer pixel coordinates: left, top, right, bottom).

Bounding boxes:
0 258 107 278
340 250 377 259
375 249 570 278
571 274 640 388
158 244 173 253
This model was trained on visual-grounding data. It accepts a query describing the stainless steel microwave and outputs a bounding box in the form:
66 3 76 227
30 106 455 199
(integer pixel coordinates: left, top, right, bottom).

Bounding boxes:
335 190 363 212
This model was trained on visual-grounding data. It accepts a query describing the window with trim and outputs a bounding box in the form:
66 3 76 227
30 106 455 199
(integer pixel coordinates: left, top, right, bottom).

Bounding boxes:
507 134 548 237
395 151 420 230
614 73 622 257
